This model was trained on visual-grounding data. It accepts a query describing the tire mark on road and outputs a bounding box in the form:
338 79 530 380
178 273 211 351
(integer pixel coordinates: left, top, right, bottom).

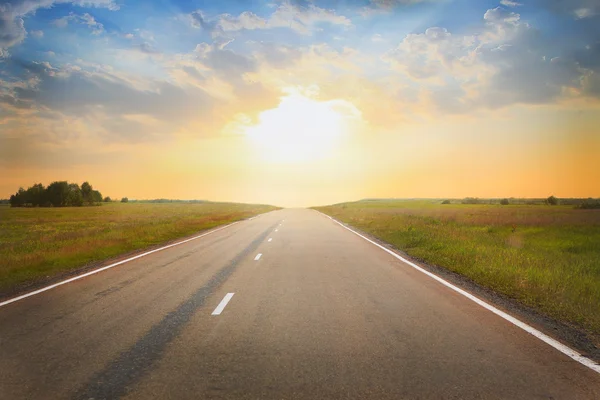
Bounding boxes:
73 223 277 400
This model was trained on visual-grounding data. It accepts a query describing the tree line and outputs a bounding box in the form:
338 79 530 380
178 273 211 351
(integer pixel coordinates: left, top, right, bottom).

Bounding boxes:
9 181 104 207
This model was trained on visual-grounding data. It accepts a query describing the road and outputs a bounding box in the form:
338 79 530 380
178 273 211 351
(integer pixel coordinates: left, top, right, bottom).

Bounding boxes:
1 209 599 399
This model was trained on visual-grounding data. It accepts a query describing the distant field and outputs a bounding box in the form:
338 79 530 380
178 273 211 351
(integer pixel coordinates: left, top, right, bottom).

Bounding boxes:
0 202 277 294
315 200 600 336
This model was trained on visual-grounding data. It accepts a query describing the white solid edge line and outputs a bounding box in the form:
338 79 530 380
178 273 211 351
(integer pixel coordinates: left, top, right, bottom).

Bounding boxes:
254 253 262 261
0 220 244 308
318 211 600 374
212 292 235 315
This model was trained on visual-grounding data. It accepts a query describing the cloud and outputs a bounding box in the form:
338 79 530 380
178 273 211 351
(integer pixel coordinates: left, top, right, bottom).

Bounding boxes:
369 0 437 8
0 0 118 51
135 42 160 55
0 12 27 49
1 37 283 147
542 0 600 19
194 42 256 78
360 0 440 16
217 11 267 31
0 58 222 145
14 61 211 119
54 12 104 35
29 29 43 38
383 27 474 80
483 6 521 25
383 6 596 111
247 41 361 84
191 1 351 37
500 0 522 6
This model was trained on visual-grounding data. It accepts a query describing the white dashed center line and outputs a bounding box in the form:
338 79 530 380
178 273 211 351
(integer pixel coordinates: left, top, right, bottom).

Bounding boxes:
254 253 262 261
212 293 235 315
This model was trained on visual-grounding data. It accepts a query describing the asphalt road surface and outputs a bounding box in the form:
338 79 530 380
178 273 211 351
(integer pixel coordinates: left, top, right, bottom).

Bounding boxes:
1 209 599 399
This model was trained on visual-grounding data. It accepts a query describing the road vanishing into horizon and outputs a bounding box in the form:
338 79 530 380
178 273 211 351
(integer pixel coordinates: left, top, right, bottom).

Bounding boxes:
1 209 599 399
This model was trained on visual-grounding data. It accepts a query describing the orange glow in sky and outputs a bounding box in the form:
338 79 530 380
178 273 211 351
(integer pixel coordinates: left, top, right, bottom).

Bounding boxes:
1 1 599 206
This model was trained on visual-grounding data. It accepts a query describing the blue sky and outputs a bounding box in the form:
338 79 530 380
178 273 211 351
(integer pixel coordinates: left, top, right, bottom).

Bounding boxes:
1 0 599 204
3 0 598 80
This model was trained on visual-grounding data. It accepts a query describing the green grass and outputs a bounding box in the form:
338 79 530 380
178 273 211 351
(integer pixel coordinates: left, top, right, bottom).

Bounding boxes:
314 200 600 336
0 202 277 293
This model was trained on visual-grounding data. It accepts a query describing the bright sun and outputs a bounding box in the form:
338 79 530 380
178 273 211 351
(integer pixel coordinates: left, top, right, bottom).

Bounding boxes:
244 88 360 163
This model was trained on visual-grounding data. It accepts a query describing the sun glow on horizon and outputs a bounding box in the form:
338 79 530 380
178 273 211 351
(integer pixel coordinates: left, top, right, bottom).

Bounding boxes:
243 88 362 163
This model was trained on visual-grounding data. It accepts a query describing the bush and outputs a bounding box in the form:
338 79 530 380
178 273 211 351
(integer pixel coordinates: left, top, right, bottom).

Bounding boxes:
578 199 600 209
441 200 451 204
121 197 129 203
462 197 481 204
103 196 112 202
547 195 559 206
500 198 510 205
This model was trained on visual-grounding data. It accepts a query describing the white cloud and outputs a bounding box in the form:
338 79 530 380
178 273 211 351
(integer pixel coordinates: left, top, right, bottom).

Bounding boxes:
574 7 594 19
30 29 43 38
0 59 219 144
191 1 351 37
360 0 441 16
134 29 155 42
0 0 117 51
544 0 600 19
370 0 437 8
383 6 593 110
384 27 475 80
218 11 267 31
54 12 104 35
483 7 521 24
500 0 522 7
134 42 160 55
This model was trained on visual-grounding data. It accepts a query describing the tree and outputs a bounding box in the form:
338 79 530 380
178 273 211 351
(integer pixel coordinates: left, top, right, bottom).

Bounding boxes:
66 183 84 206
91 190 103 204
547 195 559 205
9 187 25 207
121 197 129 203
27 183 46 206
9 180 105 207
46 181 70 207
500 198 510 205
81 181 93 205
441 200 451 204
103 196 112 202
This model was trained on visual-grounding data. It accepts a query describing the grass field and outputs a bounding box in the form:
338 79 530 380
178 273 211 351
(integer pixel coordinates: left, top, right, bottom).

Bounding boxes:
0 202 277 294
314 200 600 336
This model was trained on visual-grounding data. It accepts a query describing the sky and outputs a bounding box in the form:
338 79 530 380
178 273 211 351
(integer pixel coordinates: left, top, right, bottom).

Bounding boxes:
0 0 599 206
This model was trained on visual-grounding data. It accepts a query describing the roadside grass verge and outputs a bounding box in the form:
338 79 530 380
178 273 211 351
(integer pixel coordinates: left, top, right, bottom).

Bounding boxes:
314 200 600 336
0 202 277 294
